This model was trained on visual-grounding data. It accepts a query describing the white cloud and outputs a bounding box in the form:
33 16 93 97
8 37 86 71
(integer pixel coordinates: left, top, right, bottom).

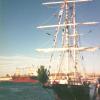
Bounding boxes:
0 53 100 76
0 55 50 76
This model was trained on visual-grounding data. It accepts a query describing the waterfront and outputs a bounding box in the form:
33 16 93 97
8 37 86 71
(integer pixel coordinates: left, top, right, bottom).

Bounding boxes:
0 82 55 100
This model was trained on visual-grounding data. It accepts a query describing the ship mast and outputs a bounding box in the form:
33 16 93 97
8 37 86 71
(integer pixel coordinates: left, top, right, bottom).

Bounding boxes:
72 0 77 79
36 0 99 84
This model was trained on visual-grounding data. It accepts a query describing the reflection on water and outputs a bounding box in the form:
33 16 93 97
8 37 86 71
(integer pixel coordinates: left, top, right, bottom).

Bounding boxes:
0 82 55 100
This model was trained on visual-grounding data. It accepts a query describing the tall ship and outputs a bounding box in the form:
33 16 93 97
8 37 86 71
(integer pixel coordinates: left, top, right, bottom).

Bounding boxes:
36 0 99 100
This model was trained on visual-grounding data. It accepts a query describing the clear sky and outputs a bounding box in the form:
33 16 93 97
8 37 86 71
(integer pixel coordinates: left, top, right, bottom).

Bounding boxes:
0 0 100 76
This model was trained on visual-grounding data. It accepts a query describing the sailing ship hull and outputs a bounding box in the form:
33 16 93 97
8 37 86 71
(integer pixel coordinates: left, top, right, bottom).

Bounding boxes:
45 84 90 100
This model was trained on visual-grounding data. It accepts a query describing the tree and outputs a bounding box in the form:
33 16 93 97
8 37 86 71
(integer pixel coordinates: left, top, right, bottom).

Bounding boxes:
37 65 49 84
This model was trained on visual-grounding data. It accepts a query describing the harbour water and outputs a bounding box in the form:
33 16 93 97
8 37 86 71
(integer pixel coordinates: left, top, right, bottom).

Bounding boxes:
0 82 55 100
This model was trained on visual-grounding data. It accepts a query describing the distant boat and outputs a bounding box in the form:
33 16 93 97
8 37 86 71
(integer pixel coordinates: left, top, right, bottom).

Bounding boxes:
11 67 38 83
11 75 38 83
0 67 38 83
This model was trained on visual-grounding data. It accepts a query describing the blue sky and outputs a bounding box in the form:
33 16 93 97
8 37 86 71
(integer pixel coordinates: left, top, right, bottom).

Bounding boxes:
0 0 100 75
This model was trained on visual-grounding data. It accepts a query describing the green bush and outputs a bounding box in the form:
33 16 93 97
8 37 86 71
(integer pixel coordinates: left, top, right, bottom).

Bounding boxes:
37 65 49 84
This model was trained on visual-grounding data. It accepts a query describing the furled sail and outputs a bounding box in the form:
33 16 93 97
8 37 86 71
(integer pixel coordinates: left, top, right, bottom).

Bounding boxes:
42 0 92 5
37 22 99 29
36 46 100 53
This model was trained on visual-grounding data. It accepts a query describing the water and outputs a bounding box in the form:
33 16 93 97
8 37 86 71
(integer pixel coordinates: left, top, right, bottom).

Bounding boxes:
0 82 55 100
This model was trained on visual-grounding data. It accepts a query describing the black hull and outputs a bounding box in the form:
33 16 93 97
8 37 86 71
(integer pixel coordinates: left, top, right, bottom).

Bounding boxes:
45 84 90 100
